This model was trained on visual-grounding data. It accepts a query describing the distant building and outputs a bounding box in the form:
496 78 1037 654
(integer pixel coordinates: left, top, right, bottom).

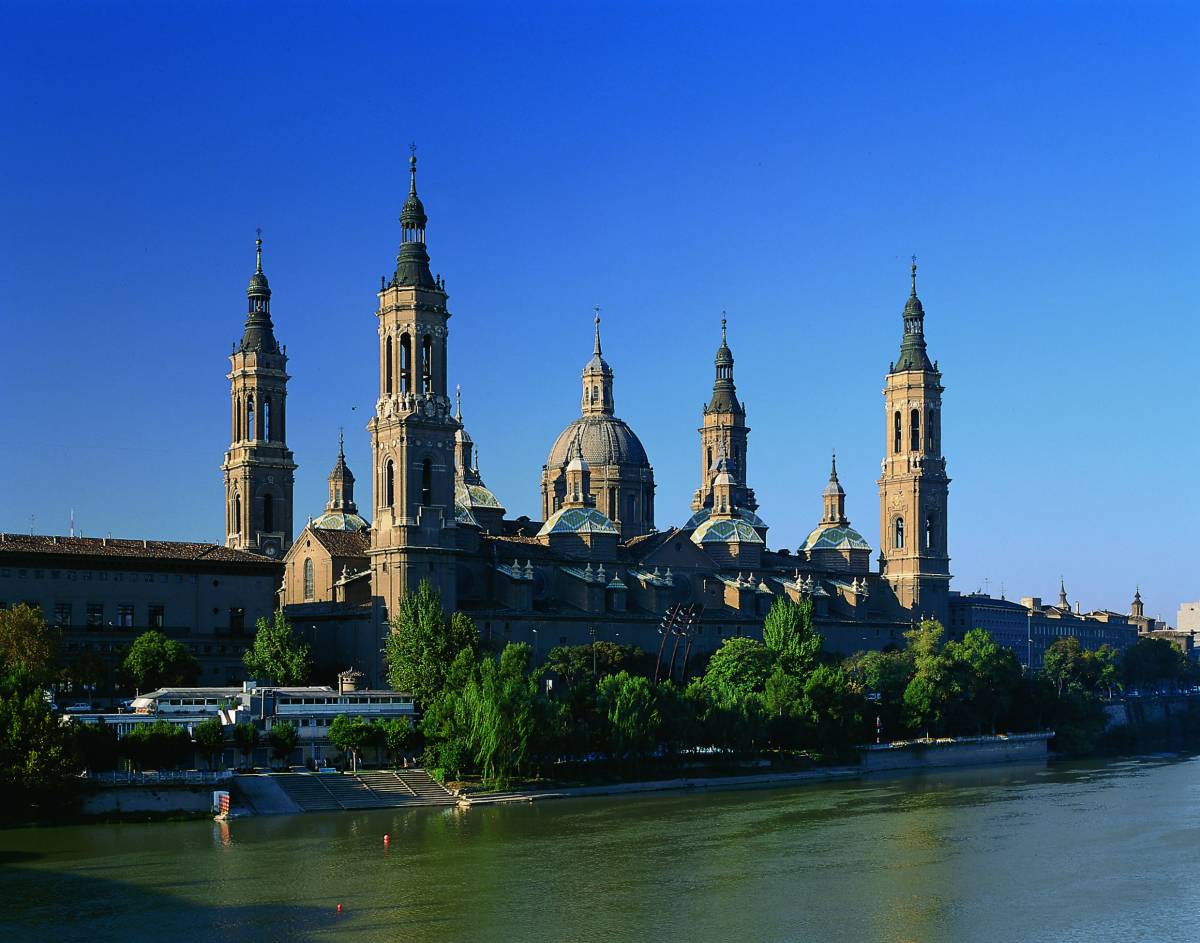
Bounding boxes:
949 580 1139 669
1178 602 1200 633
0 534 280 695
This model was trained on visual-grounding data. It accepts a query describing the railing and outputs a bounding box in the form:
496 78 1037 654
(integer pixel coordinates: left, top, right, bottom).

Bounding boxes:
89 769 234 786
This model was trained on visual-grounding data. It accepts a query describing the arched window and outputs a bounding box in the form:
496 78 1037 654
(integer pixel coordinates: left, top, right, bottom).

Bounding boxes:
894 517 905 549
925 513 936 550
592 384 599 403
910 408 920 452
247 394 255 440
385 337 394 394
422 335 433 394
893 411 902 453
706 447 713 471
421 459 432 506
927 407 935 452
263 493 274 533
303 558 314 599
400 334 412 393
385 460 395 507
234 492 242 533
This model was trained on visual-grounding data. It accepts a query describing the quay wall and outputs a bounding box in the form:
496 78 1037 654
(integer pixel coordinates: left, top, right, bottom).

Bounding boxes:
858 733 1052 772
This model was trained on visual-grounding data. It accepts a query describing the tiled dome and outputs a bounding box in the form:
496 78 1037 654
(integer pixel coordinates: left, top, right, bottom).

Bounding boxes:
546 416 649 468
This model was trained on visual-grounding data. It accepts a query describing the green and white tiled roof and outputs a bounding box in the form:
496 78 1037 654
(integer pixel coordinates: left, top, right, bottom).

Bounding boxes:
537 506 619 537
690 517 764 545
311 510 370 533
800 524 872 552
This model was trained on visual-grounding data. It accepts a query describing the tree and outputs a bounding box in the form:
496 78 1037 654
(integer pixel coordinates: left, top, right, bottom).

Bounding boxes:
1121 637 1188 692
596 671 660 765
267 721 298 768
947 629 1022 734
462 643 538 785
122 630 200 692
375 717 417 768
843 648 913 740
797 665 865 758
0 603 58 684
1043 637 1088 696
232 721 260 769
74 720 119 772
901 621 962 738
384 580 477 707
0 687 79 816
762 597 821 676
242 611 312 685
193 717 226 770
122 720 190 770
543 641 645 686
329 714 377 772
701 637 776 706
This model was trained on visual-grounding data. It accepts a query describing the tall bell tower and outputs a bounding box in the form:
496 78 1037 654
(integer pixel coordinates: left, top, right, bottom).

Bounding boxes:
368 152 458 615
692 316 756 513
877 259 950 623
222 234 296 559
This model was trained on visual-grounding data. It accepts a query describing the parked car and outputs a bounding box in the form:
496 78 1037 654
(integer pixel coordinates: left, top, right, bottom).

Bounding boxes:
63 702 94 714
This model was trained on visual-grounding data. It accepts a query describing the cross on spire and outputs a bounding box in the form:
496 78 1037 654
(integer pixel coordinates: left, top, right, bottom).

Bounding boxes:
910 254 918 295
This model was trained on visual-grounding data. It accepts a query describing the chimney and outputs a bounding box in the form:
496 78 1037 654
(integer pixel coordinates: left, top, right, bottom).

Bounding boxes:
338 669 365 694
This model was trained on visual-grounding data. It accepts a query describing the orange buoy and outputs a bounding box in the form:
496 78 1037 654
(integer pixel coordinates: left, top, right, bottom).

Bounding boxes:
383 833 390 843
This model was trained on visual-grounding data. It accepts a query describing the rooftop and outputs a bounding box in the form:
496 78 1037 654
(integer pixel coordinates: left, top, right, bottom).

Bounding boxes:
0 533 279 568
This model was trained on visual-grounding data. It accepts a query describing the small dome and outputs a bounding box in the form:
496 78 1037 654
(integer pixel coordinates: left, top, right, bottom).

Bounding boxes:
311 511 370 533
247 270 271 297
455 480 503 511
546 416 649 469
454 500 481 527
800 524 871 553
691 518 764 546
401 191 427 226
538 506 619 537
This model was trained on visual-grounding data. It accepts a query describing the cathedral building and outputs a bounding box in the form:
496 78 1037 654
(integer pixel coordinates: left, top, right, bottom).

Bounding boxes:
264 159 968 685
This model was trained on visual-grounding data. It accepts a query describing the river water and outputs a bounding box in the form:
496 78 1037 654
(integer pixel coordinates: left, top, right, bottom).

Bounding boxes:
1 756 1197 943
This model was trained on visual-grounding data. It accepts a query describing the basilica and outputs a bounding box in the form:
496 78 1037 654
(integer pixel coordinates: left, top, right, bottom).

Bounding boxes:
223 157 954 685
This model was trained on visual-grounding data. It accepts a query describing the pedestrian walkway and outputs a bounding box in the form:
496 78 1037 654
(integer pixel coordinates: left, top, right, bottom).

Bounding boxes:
266 769 456 813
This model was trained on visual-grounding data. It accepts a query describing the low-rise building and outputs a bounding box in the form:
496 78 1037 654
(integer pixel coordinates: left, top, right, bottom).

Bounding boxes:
0 534 281 700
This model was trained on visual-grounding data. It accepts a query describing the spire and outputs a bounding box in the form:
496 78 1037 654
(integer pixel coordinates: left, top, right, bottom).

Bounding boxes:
892 255 933 373
822 449 847 525
708 312 741 413
326 430 357 514
392 145 437 290
1058 576 1069 609
455 384 463 422
581 306 614 417
593 304 603 357
240 230 278 353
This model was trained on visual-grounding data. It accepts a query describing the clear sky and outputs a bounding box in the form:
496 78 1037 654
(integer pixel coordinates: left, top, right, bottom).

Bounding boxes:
1 1 1196 622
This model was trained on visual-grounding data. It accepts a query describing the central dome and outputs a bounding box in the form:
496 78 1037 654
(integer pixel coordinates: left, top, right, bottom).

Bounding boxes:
546 416 649 468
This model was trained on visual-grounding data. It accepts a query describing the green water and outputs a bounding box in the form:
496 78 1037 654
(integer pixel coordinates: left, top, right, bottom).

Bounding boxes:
2 757 1197 943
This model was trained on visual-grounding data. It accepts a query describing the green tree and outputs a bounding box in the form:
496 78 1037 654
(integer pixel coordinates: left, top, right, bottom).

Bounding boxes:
463 643 538 786
122 720 190 770
193 717 226 770
384 580 478 707
1094 645 1120 700
843 648 913 740
232 721 260 769
763 667 805 749
122 630 200 692
543 641 645 686
797 664 865 758
329 714 377 772
375 717 418 768
901 621 962 738
596 671 661 765
762 597 821 676
701 637 776 705
419 648 478 779
74 720 119 772
267 721 298 768
1043 637 1088 695
1120 637 1188 692
242 611 312 685
0 603 58 684
947 629 1022 734
0 686 79 816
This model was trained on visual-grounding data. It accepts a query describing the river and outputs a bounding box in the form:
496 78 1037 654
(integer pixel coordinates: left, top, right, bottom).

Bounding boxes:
1 755 1197 943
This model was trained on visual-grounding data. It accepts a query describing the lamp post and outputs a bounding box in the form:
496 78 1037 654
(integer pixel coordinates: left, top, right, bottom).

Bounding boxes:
1026 610 1033 673
531 628 538 660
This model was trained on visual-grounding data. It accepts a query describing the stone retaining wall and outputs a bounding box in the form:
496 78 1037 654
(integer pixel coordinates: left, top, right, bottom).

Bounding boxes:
858 733 1052 771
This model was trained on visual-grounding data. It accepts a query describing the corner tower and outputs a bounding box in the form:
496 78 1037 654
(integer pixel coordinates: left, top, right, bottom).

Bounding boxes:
221 235 296 558
368 152 459 613
877 259 950 622
692 317 756 514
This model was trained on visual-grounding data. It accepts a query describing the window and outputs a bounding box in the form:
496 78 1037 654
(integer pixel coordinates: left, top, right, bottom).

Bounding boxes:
303 558 314 599
421 459 432 506
263 493 274 533
400 334 412 393
894 411 902 453
234 492 242 534
54 603 72 627
229 608 245 633
894 517 905 549
86 603 103 626
117 604 134 627
264 398 272 441
422 335 433 393
910 408 921 452
385 460 395 507
925 514 936 550
149 605 165 628
385 336 394 394
927 407 935 452
247 393 255 440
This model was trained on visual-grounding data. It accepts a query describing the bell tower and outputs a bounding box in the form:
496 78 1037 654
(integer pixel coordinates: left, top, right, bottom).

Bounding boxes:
877 259 950 623
692 316 756 513
368 151 458 615
221 234 296 559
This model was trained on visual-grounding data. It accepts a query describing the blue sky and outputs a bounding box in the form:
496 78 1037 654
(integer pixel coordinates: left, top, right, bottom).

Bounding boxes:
1 1 1196 621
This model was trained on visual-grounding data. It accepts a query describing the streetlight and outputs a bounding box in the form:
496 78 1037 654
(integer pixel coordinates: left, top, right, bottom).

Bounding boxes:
531 628 538 660
1026 610 1032 673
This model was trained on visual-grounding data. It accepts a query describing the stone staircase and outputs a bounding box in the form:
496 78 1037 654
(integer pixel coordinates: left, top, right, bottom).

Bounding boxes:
269 769 455 813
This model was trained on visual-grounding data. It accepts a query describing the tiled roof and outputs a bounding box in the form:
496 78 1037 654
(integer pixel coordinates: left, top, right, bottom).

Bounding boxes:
690 518 764 545
0 533 278 567
538 507 619 537
307 529 370 558
800 524 872 553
